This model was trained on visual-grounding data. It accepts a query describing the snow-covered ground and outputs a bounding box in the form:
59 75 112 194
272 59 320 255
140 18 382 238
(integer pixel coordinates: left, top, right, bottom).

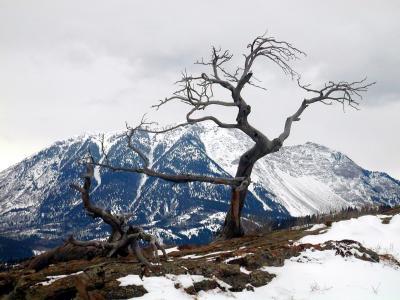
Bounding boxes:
257 249 399 300
36 271 83 286
300 214 400 261
157 246 180 256
118 274 212 300
118 213 400 299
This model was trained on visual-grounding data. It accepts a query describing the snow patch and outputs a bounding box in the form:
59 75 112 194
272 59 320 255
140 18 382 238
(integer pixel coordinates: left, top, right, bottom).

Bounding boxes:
37 271 83 286
181 250 233 260
118 273 209 300
300 214 400 260
305 224 327 231
158 246 179 256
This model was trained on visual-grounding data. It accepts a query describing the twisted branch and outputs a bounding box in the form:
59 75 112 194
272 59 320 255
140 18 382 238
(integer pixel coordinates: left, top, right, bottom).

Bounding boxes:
69 161 168 266
277 78 375 144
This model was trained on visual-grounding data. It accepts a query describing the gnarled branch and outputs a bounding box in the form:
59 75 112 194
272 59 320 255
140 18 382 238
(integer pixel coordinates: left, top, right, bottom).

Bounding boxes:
69 161 168 267
88 161 245 186
277 78 375 144
70 159 125 240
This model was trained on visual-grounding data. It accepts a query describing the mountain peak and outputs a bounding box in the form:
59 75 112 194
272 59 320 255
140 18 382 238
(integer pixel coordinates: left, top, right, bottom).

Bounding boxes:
0 126 399 255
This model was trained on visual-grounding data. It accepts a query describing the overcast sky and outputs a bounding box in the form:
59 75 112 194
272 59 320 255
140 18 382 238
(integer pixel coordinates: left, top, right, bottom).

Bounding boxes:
1 0 399 179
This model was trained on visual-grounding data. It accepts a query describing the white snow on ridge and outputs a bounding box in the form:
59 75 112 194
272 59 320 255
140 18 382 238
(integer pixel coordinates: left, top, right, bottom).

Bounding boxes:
32 249 46 256
91 133 122 194
197 124 400 216
118 213 400 300
181 250 233 260
37 271 83 286
119 274 209 299
157 246 179 256
92 164 102 193
267 168 349 216
256 249 400 300
305 223 327 231
198 123 247 178
198 125 360 216
119 250 400 300
179 228 201 240
300 214 400 261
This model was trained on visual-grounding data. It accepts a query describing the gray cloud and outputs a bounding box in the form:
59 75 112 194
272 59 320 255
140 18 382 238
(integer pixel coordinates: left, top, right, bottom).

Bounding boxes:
0 0 399 178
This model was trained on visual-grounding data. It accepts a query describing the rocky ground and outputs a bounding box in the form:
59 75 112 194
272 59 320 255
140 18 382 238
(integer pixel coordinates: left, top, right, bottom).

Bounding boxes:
1 208 399 300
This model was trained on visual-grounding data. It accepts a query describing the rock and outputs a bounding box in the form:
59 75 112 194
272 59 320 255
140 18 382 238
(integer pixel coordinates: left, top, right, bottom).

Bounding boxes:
214 264 249 292
246 284 254 291
184 280 220 295
174 282 181 289
249 270 275 287
216 263 241 277
104 284 147 299
228 251 284 270
321 240 380 263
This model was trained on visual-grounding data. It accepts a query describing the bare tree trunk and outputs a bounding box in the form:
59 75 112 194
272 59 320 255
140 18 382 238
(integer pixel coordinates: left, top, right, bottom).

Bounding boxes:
220 134 274 238
220 188 247 238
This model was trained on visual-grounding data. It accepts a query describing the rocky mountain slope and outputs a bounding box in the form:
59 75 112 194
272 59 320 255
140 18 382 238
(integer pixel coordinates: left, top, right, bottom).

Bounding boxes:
0 124 399 259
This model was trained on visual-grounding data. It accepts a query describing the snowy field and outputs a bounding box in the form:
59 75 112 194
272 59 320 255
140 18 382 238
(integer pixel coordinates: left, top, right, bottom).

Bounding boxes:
300 214 400 261
118 213 400 300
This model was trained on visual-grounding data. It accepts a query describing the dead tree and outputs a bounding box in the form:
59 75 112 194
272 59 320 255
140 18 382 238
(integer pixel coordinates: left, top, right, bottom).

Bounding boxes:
28 159 167 271
69 158 168 264
90 33 374 239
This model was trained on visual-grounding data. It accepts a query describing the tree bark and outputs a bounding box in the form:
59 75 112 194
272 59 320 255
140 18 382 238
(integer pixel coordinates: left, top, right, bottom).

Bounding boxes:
220 188 247 238
220 136 269 238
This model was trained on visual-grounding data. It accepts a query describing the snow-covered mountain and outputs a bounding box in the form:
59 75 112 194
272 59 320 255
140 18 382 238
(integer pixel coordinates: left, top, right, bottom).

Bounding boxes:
0 123 399 255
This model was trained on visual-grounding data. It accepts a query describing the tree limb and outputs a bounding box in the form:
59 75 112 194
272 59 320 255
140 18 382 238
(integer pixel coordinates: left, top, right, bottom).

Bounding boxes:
70 162 125 239
89 161 245 186
277 78 375 144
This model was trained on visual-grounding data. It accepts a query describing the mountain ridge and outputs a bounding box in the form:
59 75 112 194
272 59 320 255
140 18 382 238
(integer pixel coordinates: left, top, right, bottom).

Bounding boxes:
0 124 399 261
